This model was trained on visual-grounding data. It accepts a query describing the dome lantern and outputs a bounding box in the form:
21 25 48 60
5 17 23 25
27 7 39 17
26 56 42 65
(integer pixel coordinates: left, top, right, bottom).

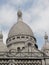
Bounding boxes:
17 10 22 18
17 9 23 22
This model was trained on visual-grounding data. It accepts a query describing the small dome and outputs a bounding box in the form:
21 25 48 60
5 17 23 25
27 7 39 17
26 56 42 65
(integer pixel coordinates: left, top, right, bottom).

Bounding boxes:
42 33 49 50
8 10 34 38
42 42 49 50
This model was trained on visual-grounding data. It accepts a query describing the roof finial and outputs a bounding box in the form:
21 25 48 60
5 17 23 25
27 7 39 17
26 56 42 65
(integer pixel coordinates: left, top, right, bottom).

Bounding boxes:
17 6 23 22
17 5 22 18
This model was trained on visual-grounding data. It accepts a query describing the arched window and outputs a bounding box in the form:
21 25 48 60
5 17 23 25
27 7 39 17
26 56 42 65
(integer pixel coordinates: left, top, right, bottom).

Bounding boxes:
28 43 32 46
17 36 20 39
12 37 15 40
9 38 11 41
26 36 28 39
21 36 25 38
17 47 20 52
22 47 25 49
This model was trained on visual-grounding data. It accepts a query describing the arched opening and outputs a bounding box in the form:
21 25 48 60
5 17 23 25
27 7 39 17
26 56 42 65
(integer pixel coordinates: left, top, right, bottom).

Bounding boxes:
27 43 32 52
22 47 25 49
17 47 20 52
28 43 32 46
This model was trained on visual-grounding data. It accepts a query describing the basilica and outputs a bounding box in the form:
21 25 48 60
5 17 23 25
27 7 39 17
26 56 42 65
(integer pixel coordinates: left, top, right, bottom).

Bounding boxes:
0 10 49 65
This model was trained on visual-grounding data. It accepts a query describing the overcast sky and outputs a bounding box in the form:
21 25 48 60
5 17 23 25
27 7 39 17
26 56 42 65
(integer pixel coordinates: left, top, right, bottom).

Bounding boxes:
0 0 49 49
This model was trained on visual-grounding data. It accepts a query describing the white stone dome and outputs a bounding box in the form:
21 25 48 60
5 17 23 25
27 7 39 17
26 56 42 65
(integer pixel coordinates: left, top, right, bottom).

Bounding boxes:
8 21 33 37
6 10 36 51
8 10 34 38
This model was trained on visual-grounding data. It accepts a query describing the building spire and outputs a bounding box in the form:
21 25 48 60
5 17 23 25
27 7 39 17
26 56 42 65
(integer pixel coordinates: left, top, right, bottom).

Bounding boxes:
44 32 48 43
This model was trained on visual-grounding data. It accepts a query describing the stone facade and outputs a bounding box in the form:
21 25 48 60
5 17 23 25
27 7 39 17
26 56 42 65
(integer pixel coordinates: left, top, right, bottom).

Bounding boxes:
0 10 49 65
